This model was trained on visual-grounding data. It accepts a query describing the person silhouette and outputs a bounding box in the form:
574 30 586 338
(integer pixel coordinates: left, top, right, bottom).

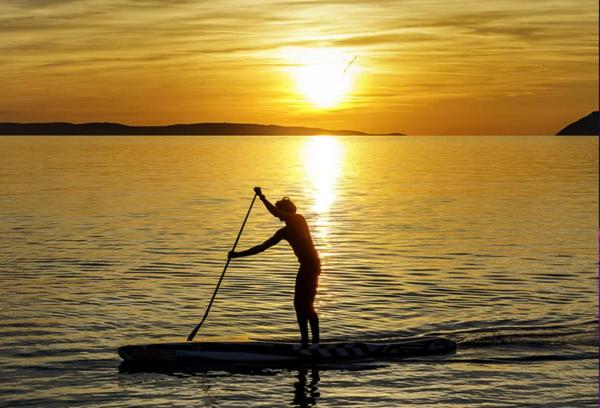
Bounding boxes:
229 187 320 345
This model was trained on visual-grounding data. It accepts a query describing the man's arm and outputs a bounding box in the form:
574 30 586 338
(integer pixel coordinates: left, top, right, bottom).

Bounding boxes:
229 228 286 259
254 187 288 220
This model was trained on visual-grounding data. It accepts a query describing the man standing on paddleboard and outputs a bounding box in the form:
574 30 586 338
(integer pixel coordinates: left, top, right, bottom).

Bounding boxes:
229 187 321 345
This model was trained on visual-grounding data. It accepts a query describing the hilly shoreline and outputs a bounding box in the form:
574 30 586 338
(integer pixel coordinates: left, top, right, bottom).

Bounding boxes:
0 122 403 136
556 111 598 136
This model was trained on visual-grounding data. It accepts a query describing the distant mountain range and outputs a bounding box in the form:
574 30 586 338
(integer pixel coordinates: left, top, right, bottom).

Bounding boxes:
0 122 404 136
4 115 596 136
556 111 598 135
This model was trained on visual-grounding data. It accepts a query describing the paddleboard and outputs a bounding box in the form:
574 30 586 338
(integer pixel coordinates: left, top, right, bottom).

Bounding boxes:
118 337 456 364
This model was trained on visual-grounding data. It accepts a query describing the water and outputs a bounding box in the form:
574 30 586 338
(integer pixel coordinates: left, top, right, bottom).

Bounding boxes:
0 135 597 407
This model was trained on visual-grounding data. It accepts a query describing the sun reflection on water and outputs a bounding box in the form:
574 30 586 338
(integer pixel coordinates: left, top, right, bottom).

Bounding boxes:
301 136 343 214
301 136 343 263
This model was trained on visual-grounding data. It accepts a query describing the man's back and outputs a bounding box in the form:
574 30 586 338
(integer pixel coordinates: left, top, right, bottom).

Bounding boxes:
278 214 318 265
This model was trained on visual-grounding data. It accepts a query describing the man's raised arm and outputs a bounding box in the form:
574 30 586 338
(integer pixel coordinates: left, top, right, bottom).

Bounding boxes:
254 187 286 219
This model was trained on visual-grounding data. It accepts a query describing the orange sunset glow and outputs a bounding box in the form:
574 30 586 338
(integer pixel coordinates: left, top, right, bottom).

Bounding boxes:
0 1 597 134
0 1 598 404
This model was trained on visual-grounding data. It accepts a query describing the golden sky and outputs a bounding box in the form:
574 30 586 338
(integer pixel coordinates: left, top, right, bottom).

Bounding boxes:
1 0 597 135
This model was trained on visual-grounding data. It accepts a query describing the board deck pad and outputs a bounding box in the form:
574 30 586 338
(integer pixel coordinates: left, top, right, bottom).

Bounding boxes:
118 337 456 364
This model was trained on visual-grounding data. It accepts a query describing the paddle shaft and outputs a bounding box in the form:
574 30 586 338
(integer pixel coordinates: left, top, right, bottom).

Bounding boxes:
187 192 258 341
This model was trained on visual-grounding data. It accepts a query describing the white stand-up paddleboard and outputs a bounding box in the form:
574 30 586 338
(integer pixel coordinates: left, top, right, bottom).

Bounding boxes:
118 337 456 364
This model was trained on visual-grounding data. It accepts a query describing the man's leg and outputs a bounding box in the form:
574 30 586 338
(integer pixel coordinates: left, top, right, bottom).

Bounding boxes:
307 277 319 344
295 305 310 345
308 309 319 344
296 269 319 345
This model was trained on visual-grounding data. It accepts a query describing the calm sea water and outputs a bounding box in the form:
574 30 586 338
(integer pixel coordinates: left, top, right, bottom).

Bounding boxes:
0 135 597 407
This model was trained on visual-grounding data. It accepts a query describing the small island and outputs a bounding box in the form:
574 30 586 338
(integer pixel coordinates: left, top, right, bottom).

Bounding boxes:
0 122 404 136
556 111 598 136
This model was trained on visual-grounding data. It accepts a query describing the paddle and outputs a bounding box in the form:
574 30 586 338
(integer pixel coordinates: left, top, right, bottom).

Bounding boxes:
187 191 259 341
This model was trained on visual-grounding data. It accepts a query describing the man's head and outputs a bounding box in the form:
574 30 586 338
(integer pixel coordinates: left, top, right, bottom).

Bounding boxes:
275 197 296 220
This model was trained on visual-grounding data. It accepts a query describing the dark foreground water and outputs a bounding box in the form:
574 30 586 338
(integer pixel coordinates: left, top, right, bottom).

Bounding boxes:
0 136 597 407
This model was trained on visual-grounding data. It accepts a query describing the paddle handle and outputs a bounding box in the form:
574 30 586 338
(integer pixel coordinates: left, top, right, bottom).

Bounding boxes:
187 192 258 341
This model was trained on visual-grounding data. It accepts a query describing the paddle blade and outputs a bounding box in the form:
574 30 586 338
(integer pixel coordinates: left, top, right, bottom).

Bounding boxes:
187 325 200 341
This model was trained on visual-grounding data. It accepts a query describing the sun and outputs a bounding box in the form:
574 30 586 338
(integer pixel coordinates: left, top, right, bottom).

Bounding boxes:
284 48 357 109
295 63 352 108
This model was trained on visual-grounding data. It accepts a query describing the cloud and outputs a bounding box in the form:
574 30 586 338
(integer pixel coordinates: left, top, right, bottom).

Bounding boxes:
331 32 437 47
4 0 80 7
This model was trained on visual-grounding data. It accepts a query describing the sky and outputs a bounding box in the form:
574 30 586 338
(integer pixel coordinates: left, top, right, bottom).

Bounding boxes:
1 0 598 135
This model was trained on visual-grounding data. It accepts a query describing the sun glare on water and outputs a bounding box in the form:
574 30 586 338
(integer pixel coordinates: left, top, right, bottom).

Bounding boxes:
284 48 356 109
302 136 343 213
